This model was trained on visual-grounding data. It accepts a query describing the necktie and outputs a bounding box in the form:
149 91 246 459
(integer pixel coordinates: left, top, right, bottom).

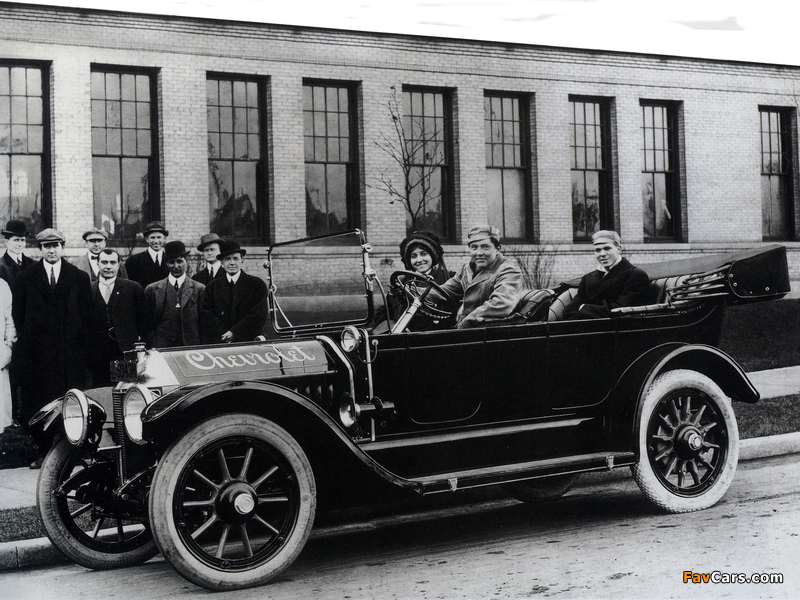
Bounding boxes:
90 255 98 261
174 281 179 293
49 268 56 290
101 282 112 303
174 280 181 308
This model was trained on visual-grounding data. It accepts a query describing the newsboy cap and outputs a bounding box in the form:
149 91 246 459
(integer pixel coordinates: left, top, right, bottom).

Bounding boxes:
197 232 224 251
141 221 169 236
36 228 66 245
466 225 501 245
217 239 246 260
163 240 190 261
82 227 108 241
2 220 29 238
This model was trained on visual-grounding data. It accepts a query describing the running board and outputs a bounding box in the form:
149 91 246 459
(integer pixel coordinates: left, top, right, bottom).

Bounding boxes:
408 451 636 494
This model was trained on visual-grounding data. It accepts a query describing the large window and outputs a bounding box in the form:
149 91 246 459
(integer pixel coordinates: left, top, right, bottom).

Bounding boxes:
303 82 358 237
402 87 452 238
760 107 795 241
92 68 158 244
0 62 49 233
207 75 267 241
570 97 612 241
485 94 529 240
641 101 681 241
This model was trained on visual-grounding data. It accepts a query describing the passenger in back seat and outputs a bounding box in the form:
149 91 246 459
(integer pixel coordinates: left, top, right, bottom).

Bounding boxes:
564 230 649 319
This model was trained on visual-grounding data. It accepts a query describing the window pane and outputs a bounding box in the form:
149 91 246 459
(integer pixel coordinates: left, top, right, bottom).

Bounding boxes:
642 103 679 240
502 170 526 238
5 154 42 231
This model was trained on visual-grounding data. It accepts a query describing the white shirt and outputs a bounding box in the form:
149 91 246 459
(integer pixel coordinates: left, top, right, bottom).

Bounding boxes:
44 260 62 284
168 274 186 289
207 262 219 277
227 271 241 285
87 251 100 275
147 247 164 265
3 249 23 266
99 276 116 303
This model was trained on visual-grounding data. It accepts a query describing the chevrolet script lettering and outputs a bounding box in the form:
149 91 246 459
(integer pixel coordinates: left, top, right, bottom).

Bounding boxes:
185 345 317 371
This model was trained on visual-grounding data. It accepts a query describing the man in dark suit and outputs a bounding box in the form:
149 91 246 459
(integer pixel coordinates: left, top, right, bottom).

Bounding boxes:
13 229 91 468
0 220 35 290
86 249 147 387
72 227 129 283
564 230 650 319
144 241 205 348
200 239 268 344
125 221 169 289
192 233 225 286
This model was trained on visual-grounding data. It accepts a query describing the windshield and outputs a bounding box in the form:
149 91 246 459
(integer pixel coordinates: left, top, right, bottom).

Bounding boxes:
267 230 374 333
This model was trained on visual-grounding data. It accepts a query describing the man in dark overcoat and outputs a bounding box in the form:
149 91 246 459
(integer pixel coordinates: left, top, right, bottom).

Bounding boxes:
13 228 91 468
144 240 205 348
86 249 148 387
191 233 225 286
564 230 650 319
200 239 268 344
125 221 169 289
0 220 35 290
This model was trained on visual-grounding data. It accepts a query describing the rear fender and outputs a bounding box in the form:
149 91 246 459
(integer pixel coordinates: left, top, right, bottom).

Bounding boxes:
607 344 757 451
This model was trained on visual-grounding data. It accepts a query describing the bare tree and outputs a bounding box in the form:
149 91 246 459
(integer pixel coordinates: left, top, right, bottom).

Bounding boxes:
503 243 557 289
372 86 444 233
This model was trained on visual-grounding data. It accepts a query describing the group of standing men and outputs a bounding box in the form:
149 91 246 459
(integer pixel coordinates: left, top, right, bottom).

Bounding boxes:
3 220 268 468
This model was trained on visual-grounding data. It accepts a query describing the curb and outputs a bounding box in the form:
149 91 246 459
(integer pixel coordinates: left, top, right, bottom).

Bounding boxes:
2 431 799 572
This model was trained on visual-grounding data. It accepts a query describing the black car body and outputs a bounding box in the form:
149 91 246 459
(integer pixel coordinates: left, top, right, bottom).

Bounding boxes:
32 230 791 590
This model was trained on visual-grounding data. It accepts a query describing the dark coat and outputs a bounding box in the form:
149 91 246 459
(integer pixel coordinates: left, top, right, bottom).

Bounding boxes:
12 259 91 421
72 253 129 283
88 277 148 353
144 277 205 347
125 249 169 289
0 251 35 290
200 271 268 343
564 257 650 319
192 263 225 286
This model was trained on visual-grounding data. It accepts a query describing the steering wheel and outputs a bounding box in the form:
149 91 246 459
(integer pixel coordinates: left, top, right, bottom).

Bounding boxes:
389 270 455 320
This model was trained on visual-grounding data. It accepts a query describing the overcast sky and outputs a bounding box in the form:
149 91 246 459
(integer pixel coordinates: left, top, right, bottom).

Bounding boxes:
11 0 800 67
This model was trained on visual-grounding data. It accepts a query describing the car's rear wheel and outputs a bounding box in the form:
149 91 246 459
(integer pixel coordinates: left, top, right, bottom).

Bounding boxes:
37 439 158 569
633 369 738 513
503 474 579 503
149 414 316 591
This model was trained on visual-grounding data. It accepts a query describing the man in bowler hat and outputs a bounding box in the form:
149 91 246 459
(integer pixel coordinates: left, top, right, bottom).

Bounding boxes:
12 228 91 468
200 240 268 343
125 221 169 289
0 220 35 290
144 240 205 348
192 233 225 286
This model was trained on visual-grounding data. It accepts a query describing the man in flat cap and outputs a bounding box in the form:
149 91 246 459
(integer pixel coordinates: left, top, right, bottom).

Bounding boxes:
430 225 525 328
564 230 650 319
125 221 169 289
200 240 268 343
72 227 128 283
12 229 91 468
86 249 148 387
144 240 205 348
192 233 225 286
0 220 35 290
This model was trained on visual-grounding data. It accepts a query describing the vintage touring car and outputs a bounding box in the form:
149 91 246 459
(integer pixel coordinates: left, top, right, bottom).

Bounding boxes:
32 230 790 591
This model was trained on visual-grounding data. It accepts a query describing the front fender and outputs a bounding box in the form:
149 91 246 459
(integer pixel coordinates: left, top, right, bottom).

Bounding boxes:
140 381 422 504
607 343 757 450
28 386 115 433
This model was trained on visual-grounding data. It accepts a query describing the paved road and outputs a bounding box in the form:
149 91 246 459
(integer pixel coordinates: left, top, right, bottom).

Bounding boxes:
1 454 798 600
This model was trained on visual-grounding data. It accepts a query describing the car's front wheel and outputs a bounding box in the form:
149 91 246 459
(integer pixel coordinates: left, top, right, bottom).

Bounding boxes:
633 369 739 513
37 439 158 569
148 414 316 591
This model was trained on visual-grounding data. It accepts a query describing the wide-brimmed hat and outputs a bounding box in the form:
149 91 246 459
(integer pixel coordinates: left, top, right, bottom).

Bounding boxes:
82 227 108 241
2 220 29 238
35 228 66 245
163 240 190 261
399 231 444 270
197 233 224 251
466 225 501 246
141 221 169 236
217 239 246 260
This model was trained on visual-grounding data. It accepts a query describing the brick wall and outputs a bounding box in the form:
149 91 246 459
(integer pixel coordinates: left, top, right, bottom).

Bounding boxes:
1 3 799 287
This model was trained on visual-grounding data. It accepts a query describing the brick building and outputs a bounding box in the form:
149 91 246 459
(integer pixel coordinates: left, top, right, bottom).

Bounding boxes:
1 2 799 284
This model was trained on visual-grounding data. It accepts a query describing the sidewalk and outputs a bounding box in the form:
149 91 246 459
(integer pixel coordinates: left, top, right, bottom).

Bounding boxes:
1 365 799 571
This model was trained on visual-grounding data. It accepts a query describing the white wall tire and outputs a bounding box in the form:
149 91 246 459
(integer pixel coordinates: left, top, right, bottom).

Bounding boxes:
148 414 316 591
632 369 739 513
